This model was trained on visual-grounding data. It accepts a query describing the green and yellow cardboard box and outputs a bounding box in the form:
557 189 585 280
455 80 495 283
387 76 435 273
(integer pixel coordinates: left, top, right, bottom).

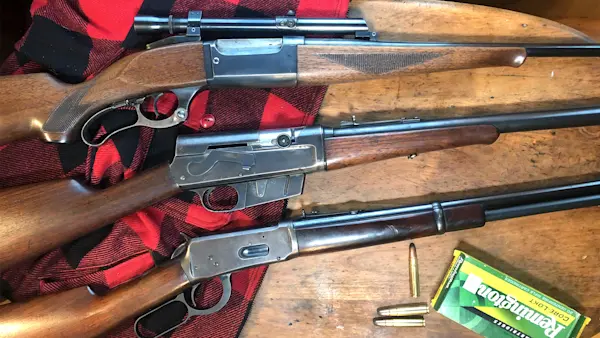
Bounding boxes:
432 250 590 338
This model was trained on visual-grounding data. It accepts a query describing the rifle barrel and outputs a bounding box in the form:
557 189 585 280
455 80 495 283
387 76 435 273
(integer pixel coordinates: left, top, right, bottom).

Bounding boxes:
329 106 600 137
484 194 600 221
442 180 600 210
525 45 600 57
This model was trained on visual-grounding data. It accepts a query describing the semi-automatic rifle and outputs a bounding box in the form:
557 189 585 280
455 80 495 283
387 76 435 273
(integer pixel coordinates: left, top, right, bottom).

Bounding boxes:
1 11 600 146
1 178 599 337
0 106 599 269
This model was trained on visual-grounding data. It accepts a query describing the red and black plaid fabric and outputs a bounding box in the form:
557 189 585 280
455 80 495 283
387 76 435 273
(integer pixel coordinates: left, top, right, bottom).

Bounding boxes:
0 0 348 336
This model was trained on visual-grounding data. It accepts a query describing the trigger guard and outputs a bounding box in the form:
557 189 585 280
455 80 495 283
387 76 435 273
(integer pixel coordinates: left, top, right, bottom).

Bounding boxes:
171 86 203 112
81 94 190 147
82 102 187 147
193 184 248 213
80 101 137 147
81 86 205 147
152 93 164 118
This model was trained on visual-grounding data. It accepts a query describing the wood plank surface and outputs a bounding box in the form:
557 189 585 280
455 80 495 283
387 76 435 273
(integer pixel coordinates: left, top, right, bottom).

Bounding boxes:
460 0 600 21
242 1 600 337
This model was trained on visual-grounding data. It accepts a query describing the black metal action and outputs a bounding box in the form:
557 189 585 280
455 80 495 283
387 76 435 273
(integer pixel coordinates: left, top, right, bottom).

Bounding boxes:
329 106 600 137
524 45 600 57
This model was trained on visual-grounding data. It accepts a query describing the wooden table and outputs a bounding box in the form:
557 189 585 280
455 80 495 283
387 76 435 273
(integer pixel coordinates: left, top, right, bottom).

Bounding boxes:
241 1 600 337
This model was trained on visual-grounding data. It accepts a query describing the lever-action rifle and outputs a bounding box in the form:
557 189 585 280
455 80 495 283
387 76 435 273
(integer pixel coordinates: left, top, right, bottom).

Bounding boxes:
1 106 600 269
1 179 599 338
1 10 600 145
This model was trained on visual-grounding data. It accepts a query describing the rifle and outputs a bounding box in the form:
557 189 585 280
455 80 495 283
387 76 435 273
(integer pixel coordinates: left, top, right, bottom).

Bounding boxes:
1 10 600 146
1 106 600 269
1 178 599 338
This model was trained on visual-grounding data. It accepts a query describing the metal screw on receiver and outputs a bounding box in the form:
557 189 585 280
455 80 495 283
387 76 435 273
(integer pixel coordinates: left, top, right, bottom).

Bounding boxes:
277 134 292 147
175 108 187 120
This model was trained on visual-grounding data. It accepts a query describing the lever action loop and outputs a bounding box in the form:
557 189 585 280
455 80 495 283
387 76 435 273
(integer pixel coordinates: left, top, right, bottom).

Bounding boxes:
134 273 232 338
80 86 204 147
80 95 187 147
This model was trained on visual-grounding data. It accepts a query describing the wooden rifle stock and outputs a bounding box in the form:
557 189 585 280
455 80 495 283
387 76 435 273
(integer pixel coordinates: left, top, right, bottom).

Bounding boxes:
0 164 180 270
0 260 189 338
0 42 207 144
324 125 500 170
297 45 526 85
0 74 68 144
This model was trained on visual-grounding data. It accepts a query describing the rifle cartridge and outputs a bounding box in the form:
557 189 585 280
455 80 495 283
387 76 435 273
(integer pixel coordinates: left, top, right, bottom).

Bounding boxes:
373 317 426 327
409 243 419 298
377 302 430 317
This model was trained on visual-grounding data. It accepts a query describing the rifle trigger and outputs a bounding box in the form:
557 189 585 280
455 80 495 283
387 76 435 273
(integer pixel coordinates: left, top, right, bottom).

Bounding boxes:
151 93 164 119
134 274 232 338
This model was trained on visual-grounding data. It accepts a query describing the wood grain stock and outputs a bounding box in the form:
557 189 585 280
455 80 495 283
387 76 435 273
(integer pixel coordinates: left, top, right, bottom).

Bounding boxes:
0 164 181 270
324 125 500 170
0 42 206 144
296 210 439 254
297 45 527 85
0 74 67 144
0 260 190 338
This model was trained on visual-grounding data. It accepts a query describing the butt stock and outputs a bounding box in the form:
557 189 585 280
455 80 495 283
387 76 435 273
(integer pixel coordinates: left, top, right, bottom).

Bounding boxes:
297 45 526 85
0 260 189 338
0 74 66 144
0 165 180 269
324 125 500 170
0 42 207 144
